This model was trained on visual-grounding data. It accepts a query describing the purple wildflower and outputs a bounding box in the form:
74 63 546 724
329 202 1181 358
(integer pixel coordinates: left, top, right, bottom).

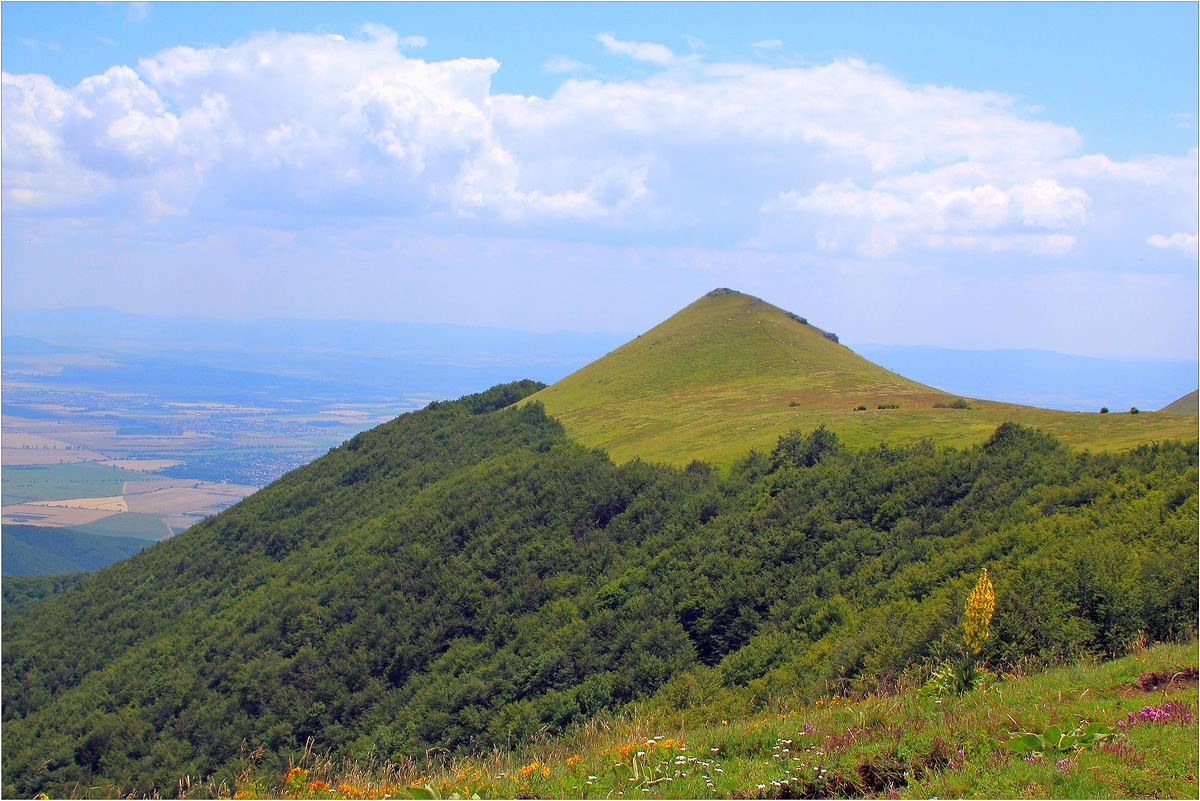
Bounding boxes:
1119 701 1195 730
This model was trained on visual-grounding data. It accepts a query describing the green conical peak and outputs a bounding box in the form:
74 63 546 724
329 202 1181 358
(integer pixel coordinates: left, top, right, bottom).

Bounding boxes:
527 289 1196 465
528 288 945 463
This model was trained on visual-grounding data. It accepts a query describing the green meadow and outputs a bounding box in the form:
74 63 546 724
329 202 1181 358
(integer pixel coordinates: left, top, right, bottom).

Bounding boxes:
531 290 1197 466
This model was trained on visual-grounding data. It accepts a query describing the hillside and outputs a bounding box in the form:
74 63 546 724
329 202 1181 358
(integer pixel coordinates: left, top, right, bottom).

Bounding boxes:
1 524 150 576
186 640 1200 800
2 376 1196 798
530 289 1198 465
1161 389 1199 414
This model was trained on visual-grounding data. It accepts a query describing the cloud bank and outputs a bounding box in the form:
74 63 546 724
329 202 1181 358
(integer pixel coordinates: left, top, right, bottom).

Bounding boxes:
5 25 1194 251
2 25 1195 358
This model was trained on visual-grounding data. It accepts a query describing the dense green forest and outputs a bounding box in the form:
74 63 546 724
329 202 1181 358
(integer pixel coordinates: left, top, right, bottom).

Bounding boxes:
2 381 1196 798
1 571 87 617
2 524 151 577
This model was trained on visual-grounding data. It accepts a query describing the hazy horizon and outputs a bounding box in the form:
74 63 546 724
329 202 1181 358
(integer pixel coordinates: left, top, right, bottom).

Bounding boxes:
3 2 1197 361
5 304 1195 414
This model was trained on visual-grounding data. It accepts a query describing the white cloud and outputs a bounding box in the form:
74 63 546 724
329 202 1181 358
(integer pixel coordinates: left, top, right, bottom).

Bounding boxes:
1 27 1193 266
1148 232 1198 258
772 175 1090 256
543 55 587 74
596 32 686 66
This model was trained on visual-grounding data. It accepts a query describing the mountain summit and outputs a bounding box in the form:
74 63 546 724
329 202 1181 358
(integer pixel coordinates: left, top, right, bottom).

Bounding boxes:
530 289 951 464
530 288 1197 464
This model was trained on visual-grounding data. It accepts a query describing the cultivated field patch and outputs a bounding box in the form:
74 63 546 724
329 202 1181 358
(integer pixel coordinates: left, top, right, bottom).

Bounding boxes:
2 433 77 449
99 459 184 472
1 505 120 527
2 462 153 504
28 495 128 512
122 480 256 516
0 447 106 465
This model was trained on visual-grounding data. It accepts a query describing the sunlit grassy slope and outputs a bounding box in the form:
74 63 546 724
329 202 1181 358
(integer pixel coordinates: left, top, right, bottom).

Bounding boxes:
1161 389 1199 414
195 641 1199 800
530 289 1198 466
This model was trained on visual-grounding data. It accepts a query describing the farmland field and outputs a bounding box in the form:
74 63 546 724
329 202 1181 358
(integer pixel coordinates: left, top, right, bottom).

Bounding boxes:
1 463 155 505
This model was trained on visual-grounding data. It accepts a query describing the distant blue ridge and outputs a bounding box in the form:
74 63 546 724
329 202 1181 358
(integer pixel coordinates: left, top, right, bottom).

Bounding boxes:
6 307 1194 415
850 344 1198 413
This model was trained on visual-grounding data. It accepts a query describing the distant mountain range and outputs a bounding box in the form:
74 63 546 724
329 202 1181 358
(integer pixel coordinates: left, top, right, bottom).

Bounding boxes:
4 305 1194 412
849 343 1198 413
2 307 629 406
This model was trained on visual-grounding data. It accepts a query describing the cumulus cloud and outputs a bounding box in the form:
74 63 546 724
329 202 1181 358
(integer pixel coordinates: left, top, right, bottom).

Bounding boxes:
773 173 1090 256
1148 232 1198 258
542 55 588 74
596 32 684 66
1 26 1194 264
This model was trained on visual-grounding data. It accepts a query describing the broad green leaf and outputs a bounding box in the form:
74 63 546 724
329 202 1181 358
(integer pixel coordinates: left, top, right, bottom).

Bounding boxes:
1005 733 1043 753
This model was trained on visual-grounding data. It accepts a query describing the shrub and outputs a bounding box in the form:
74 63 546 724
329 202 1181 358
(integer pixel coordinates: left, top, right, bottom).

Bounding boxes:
1099 407 1109 414
1130 407 1140 415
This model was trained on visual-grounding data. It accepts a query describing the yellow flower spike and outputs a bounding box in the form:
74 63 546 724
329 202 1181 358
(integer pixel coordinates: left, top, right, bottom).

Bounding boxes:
964 567 996 655
566 755 582 768
541 766 551 778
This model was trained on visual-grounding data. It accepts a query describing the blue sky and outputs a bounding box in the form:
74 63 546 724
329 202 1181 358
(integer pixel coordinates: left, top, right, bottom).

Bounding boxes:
3 2 1197 359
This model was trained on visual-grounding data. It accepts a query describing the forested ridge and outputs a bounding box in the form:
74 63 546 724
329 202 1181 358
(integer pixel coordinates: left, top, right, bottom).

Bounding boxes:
2 380 1196 798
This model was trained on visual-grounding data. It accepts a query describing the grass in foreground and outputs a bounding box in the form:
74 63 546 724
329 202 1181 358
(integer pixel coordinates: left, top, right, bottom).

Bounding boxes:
175 641 1197 800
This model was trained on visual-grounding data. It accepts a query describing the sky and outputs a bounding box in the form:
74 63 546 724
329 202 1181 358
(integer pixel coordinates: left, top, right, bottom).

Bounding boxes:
3 2 1197 361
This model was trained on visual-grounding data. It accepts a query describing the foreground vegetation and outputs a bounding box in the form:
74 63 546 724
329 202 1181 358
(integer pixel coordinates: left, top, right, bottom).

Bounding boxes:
3 376 1195 798
187 641 1199 799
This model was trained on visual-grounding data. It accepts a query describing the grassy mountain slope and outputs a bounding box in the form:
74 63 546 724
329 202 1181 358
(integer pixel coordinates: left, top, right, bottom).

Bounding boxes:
530 289 1198 465
1161 389 1199 414
187 640 1199 800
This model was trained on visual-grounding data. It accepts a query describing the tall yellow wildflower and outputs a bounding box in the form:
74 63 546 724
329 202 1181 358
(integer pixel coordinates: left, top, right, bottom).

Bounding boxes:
964 567 996 654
